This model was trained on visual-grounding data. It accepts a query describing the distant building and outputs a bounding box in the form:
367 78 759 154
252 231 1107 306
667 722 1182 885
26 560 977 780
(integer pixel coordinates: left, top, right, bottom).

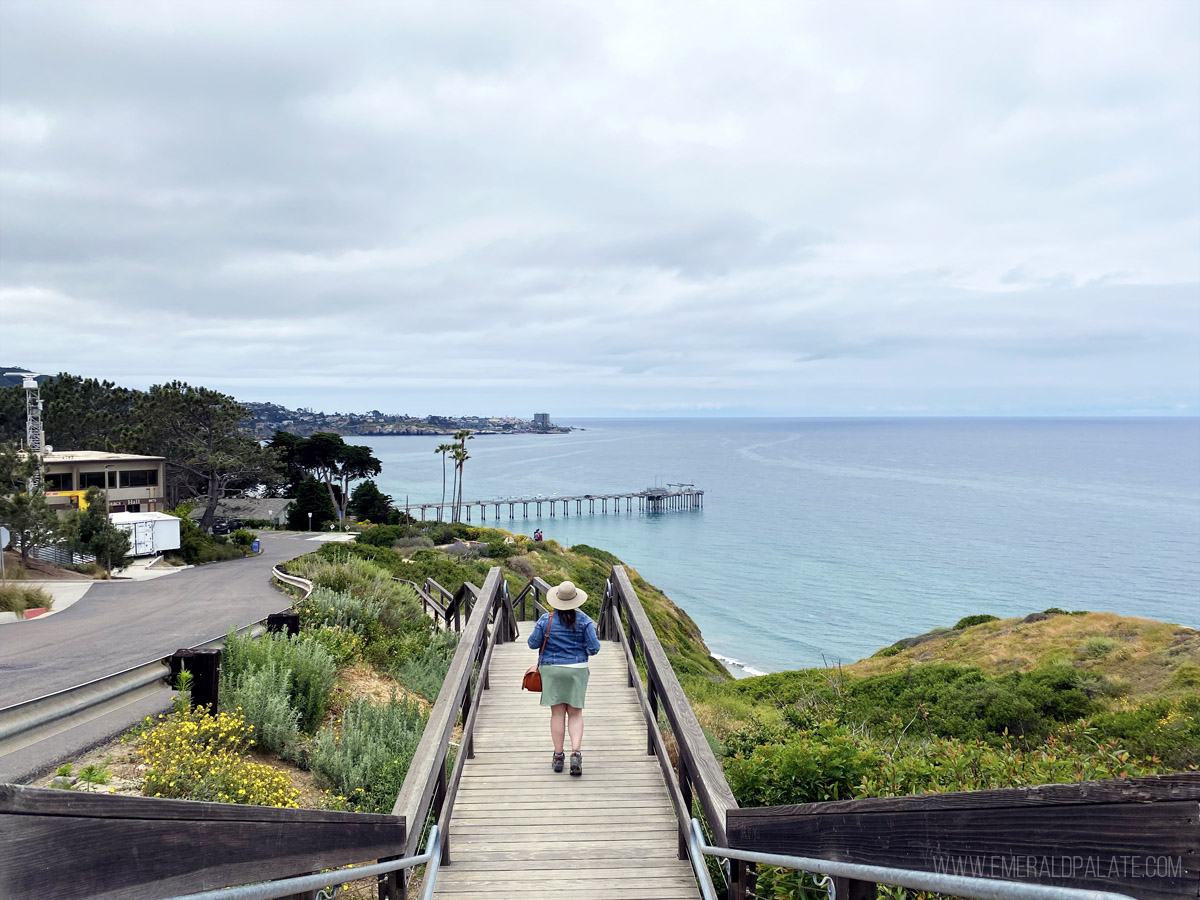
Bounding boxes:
42 451 167 515
187 496 294 527
533 413 551 430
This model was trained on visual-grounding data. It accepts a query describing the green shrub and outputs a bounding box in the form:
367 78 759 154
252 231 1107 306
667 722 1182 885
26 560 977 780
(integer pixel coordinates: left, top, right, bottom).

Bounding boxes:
484 539 513 559
220 662 300 754
0 584 53 615
221 630 337 734
229 529 256 548
357 524 409 547
842 664 1098 742
168 510 246 564
1091 695 1200 769
392 630 460 701
311 695 426 813
571 544 620 565
301 624 365 667
1078 636 1118 659
297 586 385 638
725 722 879 806
873 645 902 658
953 614 998 629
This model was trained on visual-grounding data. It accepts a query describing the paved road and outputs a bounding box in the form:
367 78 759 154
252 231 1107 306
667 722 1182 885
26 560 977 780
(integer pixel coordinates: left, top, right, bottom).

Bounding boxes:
0 532 322 708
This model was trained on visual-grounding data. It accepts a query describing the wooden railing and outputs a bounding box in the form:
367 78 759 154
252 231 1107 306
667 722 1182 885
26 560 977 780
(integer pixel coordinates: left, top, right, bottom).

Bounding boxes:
510 575 551 621
390 567 519 892
725 773 1200 900
597 565 750 900
0 783 405 900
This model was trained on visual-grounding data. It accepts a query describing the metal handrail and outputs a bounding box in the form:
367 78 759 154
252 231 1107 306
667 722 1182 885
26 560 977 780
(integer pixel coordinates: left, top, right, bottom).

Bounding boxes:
159 825 442 900
687 819 1137 900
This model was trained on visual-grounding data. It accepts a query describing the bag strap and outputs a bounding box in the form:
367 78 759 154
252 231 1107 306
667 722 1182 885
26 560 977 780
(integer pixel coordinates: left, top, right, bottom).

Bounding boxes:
537 612 553 666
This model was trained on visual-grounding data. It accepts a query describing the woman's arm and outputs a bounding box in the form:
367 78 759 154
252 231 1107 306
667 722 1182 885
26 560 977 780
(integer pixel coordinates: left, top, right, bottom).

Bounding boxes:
527 614 547 650
584 619 600 655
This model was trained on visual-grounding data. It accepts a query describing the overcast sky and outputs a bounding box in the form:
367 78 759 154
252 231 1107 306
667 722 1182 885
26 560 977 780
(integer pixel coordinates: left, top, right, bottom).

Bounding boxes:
1 1 1197 417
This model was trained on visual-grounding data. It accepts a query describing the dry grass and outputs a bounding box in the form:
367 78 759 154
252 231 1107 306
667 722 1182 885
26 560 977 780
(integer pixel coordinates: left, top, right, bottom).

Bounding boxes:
333 663 431 716
851 611 1200 705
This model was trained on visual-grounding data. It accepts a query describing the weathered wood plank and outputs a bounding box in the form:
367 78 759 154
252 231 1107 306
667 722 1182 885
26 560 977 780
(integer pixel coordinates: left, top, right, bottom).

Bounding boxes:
435 640 695 899
727 779 1200 900
0 784 405 900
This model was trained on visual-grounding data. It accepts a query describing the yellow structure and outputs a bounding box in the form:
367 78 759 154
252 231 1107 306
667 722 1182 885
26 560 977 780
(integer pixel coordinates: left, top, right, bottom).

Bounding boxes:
43 489 91 510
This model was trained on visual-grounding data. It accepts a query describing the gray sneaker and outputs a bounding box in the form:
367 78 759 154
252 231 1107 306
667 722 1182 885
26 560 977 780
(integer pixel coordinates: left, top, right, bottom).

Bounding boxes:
570 751 582 777
552 752 565 773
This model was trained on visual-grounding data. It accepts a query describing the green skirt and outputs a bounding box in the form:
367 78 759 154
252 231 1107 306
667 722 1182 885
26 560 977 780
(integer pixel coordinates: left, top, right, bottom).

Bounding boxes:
539 665 590 708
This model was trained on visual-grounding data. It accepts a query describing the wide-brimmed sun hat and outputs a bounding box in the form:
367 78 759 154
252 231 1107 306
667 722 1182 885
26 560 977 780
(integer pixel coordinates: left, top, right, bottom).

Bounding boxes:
547 580 588 610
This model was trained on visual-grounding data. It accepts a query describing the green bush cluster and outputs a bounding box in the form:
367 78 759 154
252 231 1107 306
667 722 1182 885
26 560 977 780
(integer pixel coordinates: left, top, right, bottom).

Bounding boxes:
310 694 426 813
168 507 246 564
952 613 998 629
730 663 1106 745
1091 695 1200 769
221 662 300 754
356 523 416 547
0 583 53 615
302 623 366 667
392 630 460 701
221 629 338 735
229 529 257 548
288 550 446 671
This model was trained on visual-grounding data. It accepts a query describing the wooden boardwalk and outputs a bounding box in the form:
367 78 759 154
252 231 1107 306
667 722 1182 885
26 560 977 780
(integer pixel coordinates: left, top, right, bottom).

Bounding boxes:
433 640 699 900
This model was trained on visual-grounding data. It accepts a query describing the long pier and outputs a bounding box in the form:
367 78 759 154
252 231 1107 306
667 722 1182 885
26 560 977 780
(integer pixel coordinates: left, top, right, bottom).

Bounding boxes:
406 486 703 522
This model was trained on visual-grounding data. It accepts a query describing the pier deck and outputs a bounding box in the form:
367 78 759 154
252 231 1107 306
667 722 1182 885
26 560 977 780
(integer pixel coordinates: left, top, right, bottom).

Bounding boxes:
407 487 703 523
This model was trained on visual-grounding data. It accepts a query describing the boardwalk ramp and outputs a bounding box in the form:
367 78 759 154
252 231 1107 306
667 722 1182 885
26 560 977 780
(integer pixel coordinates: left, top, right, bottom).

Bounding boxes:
433 640 698 899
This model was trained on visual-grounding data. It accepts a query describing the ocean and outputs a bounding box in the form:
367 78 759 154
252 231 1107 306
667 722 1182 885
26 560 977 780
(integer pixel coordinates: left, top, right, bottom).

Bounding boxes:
350 418 1200 675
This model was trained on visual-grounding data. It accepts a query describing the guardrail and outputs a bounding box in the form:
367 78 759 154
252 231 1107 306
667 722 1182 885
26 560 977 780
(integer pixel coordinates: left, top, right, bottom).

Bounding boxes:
597 565 749 898
270 565 313 599
0 567 313 772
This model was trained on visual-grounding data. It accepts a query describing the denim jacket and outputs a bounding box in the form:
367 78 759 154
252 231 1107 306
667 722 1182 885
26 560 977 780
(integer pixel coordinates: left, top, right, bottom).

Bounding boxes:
527 611 601 665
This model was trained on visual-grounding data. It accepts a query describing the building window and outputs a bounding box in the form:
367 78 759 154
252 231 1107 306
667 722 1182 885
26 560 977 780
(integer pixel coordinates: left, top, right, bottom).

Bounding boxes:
121 469 159 488
80 471 107 490
45 472 73 491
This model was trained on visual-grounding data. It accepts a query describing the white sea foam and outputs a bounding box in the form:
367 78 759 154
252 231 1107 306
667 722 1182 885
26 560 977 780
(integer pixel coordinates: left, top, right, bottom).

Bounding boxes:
713 654 767 678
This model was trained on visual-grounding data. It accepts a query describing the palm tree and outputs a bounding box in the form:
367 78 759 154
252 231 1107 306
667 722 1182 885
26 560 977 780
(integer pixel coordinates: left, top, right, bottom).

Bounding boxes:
451 430 473 522
453 446 470 522
435 443 454 522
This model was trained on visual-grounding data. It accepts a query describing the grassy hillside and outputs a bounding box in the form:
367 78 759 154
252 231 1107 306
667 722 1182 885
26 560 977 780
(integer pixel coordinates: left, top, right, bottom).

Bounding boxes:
328 523 729 681
857 610 1200 704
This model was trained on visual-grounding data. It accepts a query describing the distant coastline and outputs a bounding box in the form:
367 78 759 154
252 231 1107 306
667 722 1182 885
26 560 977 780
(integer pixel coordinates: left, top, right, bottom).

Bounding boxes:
244 400 573 440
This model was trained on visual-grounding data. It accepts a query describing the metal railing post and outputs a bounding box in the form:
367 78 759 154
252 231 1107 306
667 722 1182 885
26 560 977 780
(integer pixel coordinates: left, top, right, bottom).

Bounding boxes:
647 681 658 756
678 760 693 860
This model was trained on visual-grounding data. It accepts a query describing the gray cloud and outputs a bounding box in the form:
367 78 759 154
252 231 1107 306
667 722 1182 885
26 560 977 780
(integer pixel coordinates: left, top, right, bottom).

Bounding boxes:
1 0 1197 416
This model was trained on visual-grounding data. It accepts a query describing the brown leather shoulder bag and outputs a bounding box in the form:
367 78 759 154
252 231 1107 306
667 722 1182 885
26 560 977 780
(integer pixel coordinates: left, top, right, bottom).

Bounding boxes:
522 612 553 692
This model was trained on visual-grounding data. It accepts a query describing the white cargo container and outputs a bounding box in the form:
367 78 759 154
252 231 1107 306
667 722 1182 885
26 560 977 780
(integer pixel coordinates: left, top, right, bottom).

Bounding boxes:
109 512 181 557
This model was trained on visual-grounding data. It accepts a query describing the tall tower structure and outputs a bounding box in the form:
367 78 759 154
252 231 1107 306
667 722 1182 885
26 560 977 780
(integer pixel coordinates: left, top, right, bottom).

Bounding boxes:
6 373 45 494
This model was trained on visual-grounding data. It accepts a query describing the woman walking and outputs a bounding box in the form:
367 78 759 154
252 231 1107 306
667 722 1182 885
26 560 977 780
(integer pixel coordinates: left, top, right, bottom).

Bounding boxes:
526 580 601 776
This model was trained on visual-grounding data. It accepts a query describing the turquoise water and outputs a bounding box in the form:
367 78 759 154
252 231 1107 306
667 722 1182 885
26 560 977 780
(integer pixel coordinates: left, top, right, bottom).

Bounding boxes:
351 419 1200 674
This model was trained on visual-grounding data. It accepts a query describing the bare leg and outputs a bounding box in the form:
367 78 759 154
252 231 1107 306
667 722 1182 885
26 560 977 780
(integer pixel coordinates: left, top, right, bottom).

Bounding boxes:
566 705 584 752
550 703 568 753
